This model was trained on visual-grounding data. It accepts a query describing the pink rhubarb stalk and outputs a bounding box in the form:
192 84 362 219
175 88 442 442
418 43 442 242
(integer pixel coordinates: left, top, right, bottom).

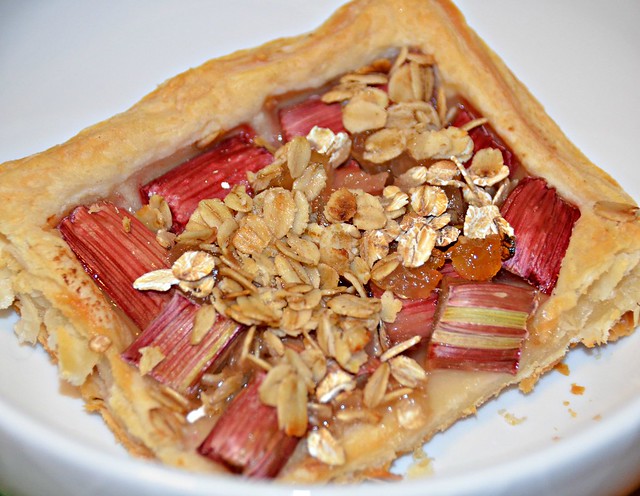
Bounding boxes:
140 133 273 232
453 104 516 175
58 202 170 330
370 283 438 345
121 292 244 395
500 177 580 294
330 159 389 195
386 295 438 345
279 96 345 142
198 372 300 478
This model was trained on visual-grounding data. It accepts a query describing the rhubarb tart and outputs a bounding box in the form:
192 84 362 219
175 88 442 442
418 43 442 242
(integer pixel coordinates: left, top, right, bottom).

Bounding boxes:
0 0 639 485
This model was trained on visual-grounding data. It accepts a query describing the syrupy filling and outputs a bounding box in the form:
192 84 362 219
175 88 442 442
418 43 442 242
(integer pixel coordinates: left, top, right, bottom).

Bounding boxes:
57 47 580 478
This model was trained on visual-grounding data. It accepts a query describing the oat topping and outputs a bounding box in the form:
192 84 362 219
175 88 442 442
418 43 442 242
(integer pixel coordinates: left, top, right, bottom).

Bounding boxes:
172 251 216 281
315 369 357 403
363 128 407 164
307 428 346 466
468 148 509 187
388 355 428 388
191 305 217 345
223 184 253 213
396 222 437 268
306 126 352 169
324 188 357 223
133 269 179 292
138 346 166 375
464 204 502 239
128 48 520 468
155 229 176 249
353 192 387 230
135 194 173 231
407 127 474 162
410 184 448 217
342 97 387 133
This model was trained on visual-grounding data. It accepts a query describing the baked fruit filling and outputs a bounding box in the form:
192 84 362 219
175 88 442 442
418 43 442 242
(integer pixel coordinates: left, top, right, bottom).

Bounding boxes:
58 48 581 478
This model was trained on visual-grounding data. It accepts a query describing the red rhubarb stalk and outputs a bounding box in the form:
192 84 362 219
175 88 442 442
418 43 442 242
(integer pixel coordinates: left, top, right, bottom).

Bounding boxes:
121 292 244 394
452 103 516 175
58 202 170 330
371 282 438 345
329 159 389 195
198 372 300 478
428 280 536 374
140 133 273 232
315 160 389 221
500 177 580 294
386 295 438 345
279 96 345 142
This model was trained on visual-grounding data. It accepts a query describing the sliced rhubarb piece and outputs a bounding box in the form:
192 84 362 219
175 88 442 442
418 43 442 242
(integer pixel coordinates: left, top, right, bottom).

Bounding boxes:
140 134 273 232
58 202 170 330
330 160 389 195
279 96 345 142
198 372 300 478
386 294 438 345
440 260 463 280
121 293 244 394
428 280 536 374
357 355 382 377
452 103 516 175
315 160 389 222
371 283 438 345
500 177 580 294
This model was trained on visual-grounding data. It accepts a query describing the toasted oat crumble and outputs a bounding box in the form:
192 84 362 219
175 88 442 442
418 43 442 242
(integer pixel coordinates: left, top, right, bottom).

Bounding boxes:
131 48 517 466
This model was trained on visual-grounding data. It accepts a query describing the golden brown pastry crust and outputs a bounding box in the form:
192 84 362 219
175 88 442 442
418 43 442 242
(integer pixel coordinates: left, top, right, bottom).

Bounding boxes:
0 0 638 483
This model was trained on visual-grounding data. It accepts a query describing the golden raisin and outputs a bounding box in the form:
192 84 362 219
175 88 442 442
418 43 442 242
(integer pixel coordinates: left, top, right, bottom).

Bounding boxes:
448 234 502 281
376 252 444 299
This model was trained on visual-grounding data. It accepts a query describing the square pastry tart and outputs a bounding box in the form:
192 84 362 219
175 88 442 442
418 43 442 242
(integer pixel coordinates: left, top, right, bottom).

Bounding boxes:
0 0 639 484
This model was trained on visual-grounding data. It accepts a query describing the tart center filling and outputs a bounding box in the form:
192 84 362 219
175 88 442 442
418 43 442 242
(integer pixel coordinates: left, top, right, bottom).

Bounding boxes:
58 47 580 478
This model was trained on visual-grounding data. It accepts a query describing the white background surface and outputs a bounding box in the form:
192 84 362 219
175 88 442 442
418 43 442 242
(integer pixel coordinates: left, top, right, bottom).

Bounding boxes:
1 1 639 495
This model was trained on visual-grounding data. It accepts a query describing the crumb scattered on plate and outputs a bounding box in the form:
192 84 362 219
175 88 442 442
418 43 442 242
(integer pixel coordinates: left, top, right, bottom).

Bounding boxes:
498 409 527 425
554 362 570 376
406 447 434 478
570 383 585 395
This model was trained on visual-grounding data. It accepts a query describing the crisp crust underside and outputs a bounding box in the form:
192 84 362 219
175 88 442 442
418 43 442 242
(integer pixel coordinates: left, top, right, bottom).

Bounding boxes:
0 0 639 483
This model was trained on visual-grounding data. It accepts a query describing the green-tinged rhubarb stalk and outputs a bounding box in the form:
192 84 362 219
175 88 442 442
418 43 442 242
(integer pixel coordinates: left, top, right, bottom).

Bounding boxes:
58 202 171 330
428 280 536 374
121 293 244 394
198 372 300 478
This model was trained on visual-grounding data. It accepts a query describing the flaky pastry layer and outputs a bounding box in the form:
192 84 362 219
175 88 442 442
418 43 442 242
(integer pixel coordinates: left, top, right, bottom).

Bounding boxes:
0 0 638 483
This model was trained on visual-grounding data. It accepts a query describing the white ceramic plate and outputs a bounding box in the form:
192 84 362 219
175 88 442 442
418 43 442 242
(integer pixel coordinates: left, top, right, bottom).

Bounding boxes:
1 2 639 495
